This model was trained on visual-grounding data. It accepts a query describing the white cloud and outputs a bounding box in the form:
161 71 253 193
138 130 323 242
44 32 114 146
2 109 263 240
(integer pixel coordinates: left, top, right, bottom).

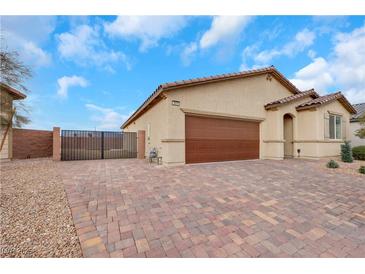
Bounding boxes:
1 16 55 67
307 49 317 59
291 23 365 103
254 28 316 64
262 23 283 41
57 76 88 98
294 57 329 79
239 44 262 71
104 16 188 52
85 103 130 130
180 16 252 66
2 16 56 44
199 16 252 49
291 57 334 92
57 24 130 70
180 42 198 66
22 41 51 66
312 16 350 35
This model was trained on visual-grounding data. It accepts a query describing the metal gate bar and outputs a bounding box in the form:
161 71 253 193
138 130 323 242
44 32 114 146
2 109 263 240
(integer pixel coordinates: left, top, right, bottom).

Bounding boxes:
61 130 137 161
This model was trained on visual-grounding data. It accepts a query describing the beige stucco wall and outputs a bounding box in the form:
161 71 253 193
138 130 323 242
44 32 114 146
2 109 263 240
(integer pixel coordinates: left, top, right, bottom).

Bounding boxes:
264 96 317 159
164 74 294 164
124 98 168 160
318 100 351 157
350 122 365 147
294 100 351 158
0 127 12 160
123 74 354 165
0 92 13 160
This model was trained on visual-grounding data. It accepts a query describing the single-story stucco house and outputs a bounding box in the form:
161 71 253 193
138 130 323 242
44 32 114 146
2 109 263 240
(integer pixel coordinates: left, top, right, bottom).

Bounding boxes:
350 103 365 147
0 83 26 161
122 66 357 165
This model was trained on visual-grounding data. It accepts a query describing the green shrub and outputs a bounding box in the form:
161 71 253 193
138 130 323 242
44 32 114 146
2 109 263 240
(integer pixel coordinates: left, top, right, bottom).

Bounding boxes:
359 166 365 174
352 146 365 161
327 160 339 169
341 141 353 163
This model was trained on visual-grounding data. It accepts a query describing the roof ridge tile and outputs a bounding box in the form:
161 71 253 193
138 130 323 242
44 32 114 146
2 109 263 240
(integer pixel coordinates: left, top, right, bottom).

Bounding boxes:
265 89 318 109
296 91 356 114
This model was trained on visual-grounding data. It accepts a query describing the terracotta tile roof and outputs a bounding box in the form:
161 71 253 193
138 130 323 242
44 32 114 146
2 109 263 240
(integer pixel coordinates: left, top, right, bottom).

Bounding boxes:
265 89 319 110
159 66 299 93
351 102 365 122
296 92 357 114
122 66 300 128
0 82 26 100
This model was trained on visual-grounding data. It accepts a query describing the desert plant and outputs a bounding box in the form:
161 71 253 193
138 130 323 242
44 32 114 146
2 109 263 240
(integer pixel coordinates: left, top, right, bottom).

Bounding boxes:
355 115 365 139
341 141 353 163
327 160 339 169
359 166 365 175
352 146 365 161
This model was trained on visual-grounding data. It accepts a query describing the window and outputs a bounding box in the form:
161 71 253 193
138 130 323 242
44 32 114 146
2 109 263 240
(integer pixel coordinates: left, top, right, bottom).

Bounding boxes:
329 114 342 139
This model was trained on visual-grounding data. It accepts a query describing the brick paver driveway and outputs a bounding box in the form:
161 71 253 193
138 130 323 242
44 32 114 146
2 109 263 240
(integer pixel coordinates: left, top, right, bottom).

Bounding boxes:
60 159 365 258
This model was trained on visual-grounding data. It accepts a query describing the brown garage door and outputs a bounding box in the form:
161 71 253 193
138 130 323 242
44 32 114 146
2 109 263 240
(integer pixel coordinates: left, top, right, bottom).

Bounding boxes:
185 115 259 164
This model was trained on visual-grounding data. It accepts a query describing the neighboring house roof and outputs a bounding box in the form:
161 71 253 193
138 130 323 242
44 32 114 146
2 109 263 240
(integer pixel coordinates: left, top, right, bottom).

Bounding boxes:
122 66 301 128
296 92 357 114
265 89 319 110
0 82 26 100
351 102 365 122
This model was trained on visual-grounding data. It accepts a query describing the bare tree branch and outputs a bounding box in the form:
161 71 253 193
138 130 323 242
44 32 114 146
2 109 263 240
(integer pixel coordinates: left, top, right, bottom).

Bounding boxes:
0 41 32 127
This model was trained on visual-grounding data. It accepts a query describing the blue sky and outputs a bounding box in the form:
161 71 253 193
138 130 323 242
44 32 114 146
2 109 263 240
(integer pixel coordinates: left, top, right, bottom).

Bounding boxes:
2 16 365 130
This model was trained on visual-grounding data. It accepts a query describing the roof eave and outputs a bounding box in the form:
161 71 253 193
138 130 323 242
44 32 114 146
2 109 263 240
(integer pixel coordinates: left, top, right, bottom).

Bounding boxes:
121 66 301 129
296 105 319 111
0 83 27 100
121 88 164 129
296 94 357 114
160 67 300 95
265 90 319 110
338 96 357 114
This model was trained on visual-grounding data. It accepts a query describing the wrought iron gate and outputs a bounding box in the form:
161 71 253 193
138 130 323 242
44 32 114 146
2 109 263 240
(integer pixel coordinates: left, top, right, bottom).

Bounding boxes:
61 130 137 161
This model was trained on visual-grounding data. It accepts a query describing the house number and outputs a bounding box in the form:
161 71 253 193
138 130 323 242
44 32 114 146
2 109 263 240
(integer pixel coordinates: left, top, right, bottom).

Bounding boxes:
172 100 180 106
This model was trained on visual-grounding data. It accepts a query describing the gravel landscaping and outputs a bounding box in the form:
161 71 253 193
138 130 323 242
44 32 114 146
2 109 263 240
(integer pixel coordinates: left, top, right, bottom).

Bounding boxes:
0 159 81 257
316 157 365 176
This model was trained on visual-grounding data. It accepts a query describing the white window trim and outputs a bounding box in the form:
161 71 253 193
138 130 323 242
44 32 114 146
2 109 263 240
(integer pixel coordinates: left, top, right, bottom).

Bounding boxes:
329 114 342 140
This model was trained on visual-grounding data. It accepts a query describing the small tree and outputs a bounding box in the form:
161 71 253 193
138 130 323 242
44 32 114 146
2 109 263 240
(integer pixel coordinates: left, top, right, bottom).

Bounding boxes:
341 141 353 163
355 115 365 139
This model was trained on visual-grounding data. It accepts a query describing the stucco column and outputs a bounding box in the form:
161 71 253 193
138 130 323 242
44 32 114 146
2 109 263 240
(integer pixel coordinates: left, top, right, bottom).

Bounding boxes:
53 127 61 161
137 130 145 159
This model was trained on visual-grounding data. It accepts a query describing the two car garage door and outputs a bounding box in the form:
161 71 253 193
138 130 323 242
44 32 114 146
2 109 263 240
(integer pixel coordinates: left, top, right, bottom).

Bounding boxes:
185 115 260 164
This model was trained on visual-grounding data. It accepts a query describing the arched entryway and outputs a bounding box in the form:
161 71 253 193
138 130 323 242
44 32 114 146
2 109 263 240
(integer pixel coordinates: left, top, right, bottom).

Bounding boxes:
283 114 294 158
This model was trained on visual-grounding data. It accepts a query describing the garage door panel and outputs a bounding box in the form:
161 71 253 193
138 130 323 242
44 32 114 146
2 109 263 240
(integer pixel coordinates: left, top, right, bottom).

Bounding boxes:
186 117 259 140
186 139 259 163
185 115 259 164
187 127 259 140
186 139 259 152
